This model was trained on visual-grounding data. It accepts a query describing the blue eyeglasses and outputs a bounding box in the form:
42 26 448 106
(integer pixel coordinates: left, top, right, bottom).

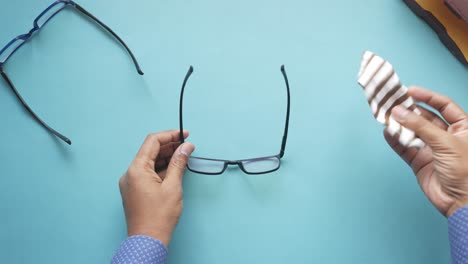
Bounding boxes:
0 0 143 145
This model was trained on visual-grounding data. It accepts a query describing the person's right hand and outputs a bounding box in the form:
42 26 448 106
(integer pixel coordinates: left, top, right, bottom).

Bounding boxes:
119 130 195 247
384 87 468 217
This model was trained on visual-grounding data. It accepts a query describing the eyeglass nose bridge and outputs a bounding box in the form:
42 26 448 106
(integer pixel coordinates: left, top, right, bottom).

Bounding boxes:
27 28 36 36
226 160 241 165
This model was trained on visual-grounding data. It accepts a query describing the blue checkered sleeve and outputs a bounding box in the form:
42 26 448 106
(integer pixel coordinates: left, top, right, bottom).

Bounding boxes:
449 206 468 264
111 235 168 264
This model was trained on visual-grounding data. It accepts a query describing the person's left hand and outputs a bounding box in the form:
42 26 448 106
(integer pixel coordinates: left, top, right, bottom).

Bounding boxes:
119 130 195 247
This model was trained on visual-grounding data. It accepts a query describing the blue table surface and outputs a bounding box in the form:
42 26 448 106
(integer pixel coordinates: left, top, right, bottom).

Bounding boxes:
0 0 467 263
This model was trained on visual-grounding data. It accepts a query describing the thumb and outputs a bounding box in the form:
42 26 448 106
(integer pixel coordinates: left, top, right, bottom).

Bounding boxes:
392 105 448 147
164 142 195 185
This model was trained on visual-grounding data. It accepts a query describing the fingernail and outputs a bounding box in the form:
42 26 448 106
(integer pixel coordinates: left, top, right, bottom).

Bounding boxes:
179 143 194 156
392 106 410 121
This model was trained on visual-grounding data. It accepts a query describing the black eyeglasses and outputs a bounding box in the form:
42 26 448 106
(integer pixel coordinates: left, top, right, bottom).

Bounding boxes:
179 65 291 175
0 0 143 145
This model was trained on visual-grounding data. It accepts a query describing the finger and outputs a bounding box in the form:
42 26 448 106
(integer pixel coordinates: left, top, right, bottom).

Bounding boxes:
158 170 168 181
384 129 404 155
164 143 195 186
159 131 189 147
408 87 467 125
417 106 448 130
384 106 445 168
155 143 182 171
384 106 447 149
136 130 189 161
392 106 449 147
156 135 188 160
384 129 418 165
155 158 170 171
158 142 181 160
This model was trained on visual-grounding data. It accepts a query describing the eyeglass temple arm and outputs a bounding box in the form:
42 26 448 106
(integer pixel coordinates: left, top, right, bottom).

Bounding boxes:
0 67 72 145
279 65 290 158
179 66 194 143
73 3 144 75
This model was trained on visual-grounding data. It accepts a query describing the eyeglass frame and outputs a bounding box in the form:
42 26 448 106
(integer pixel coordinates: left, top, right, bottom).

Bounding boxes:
0 0 143 145
178 65 291 175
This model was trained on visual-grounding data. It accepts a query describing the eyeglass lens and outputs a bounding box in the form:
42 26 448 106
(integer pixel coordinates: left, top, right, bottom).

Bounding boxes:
188 158 226 174
241 157 280 174
35 2 67 28
0 39 25 64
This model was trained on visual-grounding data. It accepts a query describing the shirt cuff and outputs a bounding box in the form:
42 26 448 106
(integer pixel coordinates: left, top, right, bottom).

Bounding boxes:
111 235 168 264
449 206 468 264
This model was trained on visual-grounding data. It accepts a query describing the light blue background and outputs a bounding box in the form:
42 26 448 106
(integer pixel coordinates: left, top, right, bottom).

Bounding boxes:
0 0 467 263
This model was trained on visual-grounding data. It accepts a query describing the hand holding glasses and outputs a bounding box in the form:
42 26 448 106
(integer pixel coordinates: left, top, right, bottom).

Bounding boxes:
0 0 143 145
178 65 291 175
